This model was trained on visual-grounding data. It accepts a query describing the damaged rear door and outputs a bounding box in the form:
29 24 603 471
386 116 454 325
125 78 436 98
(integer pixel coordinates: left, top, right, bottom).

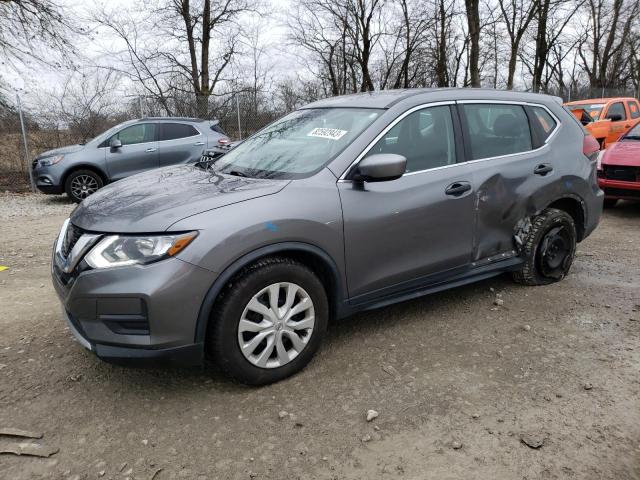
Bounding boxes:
458 101 559 263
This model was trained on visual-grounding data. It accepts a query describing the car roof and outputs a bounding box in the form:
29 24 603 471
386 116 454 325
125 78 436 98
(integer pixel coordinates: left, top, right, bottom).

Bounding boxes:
137 117 209 123
565 98 637 106
301 88 562 109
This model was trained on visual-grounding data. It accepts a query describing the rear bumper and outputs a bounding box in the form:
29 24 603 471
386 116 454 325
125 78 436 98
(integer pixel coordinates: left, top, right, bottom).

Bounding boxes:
598 178 640 199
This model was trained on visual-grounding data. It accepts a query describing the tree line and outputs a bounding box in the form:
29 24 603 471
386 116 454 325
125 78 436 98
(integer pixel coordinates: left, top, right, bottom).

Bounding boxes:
1 0 639 137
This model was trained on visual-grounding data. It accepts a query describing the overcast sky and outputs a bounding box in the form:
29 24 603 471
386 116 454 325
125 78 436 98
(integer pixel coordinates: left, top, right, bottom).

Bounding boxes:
4 0 294 108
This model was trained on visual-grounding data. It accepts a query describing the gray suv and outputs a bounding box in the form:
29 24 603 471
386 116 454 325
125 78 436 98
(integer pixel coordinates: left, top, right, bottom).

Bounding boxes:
51 89 603 385
33 117 229 202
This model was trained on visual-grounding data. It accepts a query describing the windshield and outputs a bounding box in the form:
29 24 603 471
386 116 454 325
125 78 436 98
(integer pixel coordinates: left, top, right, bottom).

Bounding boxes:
623 123 640 139
571 103 605 120
215 108 383 179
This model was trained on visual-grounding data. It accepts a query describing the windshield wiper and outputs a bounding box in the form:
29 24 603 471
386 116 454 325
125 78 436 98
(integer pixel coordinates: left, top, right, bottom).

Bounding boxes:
623 135 640 140
228 170 247 177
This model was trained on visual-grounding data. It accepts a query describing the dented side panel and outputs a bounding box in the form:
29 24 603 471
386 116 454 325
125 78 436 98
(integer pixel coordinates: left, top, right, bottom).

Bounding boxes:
467 106 596 262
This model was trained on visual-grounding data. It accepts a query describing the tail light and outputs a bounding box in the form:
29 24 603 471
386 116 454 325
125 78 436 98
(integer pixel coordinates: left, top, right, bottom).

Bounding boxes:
218 137 231 145
583 134 600 162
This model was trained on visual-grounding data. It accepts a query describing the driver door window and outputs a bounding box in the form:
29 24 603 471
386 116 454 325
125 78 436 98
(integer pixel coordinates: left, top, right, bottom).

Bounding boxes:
365 105 456 173
111 124 156 146
607 102 626 121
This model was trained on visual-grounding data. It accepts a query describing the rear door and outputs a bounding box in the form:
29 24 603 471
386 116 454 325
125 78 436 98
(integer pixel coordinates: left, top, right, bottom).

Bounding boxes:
105 123 158 180
158 123 206 167
459 102 557 262
338 103 476 301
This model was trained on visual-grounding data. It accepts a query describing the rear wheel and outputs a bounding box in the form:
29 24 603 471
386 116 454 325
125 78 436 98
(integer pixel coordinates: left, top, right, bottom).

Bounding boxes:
207 257 328 385
603 198 618 208
65 169 103 203
513 208 577 286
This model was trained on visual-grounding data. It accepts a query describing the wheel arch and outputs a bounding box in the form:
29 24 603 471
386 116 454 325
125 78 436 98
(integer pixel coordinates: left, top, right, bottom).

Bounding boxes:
194 242 347 345
545 195 587 241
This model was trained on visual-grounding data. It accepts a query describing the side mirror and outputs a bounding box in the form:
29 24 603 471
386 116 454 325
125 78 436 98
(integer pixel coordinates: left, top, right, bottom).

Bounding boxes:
110 138 122 149
606 113 622 122
352 153 406 182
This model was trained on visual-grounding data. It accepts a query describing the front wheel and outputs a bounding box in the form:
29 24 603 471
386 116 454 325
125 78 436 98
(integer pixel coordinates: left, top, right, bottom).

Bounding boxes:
513 208 577 286
65 169 104 203
207 257 328 385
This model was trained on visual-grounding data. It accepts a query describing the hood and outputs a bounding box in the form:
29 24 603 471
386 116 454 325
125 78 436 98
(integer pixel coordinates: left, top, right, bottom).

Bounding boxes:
602 140 640 167
36 144 85 159
71 165 289 233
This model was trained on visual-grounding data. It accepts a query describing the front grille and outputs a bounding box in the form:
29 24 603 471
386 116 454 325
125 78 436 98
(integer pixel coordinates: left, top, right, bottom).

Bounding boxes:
62 223 84 257
603 165 640 182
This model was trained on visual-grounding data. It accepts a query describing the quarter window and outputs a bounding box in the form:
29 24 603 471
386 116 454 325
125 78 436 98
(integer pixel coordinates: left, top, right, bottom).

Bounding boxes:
462 104 532 159
606 102 626 120
365 105 456 173
531 106 557 141
627 101 640 119
111 124 156 146
160 123 199 141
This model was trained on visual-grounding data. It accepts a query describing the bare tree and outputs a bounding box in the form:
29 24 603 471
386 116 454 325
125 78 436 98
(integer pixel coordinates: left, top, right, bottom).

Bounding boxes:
496 0 540 89
0 0 77 66
578 0 640 89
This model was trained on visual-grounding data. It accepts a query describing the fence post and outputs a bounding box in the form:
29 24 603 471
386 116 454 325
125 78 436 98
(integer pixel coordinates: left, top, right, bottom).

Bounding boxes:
17 94 35 192
236 95 242 140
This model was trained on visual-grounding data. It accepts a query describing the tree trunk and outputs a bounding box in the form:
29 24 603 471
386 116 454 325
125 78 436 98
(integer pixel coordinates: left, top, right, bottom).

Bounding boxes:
464 0 481 87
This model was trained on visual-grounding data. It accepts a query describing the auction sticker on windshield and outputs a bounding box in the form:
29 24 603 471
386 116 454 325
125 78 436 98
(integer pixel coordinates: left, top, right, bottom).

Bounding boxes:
307 127 348 140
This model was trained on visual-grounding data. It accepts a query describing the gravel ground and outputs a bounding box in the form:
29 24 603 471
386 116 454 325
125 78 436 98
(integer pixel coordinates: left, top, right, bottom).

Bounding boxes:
0 192 75 219
0 193 639 480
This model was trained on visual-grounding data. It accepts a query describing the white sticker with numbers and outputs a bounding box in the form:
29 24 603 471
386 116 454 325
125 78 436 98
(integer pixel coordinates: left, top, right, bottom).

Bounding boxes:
307 127 348 140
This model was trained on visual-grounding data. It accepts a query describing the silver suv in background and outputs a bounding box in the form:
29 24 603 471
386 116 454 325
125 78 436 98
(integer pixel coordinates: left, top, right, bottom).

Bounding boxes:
51 89 603 385
32 117 229 202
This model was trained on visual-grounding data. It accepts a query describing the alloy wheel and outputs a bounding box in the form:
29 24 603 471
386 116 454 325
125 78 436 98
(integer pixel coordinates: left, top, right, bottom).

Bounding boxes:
70 174 99 199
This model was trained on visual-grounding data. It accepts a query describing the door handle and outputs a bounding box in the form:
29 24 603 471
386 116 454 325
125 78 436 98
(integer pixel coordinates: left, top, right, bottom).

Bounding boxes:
194 141 205 146
145 147 157 153
445 182 472 196
534 164 553 176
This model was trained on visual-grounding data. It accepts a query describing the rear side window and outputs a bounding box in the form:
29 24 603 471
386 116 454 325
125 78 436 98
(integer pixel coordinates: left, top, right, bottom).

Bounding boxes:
461 104 532 159
607 102 626 120
531 107 557 138
160 123 199 141
627 101 640 119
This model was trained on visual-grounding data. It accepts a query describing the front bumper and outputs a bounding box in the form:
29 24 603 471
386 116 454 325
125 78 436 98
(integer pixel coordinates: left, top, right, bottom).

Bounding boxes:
52 227 218 366
33 164 65 194
598 178 640 200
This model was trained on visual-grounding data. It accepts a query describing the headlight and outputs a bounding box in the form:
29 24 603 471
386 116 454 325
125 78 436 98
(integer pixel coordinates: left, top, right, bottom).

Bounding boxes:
40 155 64 166
85 232 197 269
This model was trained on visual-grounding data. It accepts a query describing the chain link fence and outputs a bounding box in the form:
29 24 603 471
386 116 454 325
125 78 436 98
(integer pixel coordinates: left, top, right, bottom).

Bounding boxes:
2 87 639 193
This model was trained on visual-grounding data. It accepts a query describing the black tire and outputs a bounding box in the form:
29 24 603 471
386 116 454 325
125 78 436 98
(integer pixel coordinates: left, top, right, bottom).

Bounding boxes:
207 257 329 385
64 169 104 203
513 208 577 286
603 198 618 208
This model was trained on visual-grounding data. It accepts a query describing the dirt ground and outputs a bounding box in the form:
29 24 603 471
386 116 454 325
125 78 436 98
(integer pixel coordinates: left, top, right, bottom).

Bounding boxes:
0 193 639 480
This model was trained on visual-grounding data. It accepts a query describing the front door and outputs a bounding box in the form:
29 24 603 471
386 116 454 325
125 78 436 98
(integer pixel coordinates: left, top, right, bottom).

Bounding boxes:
105 123 159 180
338 104 475 301
604 101 631 145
